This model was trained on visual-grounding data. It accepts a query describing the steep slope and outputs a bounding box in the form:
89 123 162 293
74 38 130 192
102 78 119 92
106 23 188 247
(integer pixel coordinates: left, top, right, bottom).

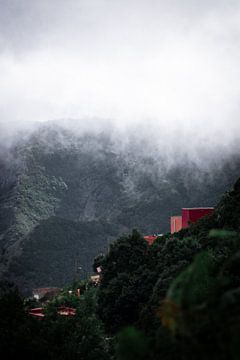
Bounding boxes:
0 125 239 294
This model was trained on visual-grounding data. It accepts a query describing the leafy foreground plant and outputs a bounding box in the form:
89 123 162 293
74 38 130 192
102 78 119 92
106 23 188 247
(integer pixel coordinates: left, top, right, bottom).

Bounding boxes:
116 326 149 360
114 231 240 360
159 230 240 359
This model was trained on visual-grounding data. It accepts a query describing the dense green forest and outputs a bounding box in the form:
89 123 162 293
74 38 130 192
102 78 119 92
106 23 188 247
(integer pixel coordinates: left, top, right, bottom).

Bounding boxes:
1 126 240 294
1 175 240 359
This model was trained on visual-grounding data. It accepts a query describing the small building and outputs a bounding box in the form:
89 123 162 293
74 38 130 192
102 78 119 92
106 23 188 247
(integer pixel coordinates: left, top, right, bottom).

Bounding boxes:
32 287 61 302
90 275 100 285
57 306 76 316
144 235 158 245
182 207 214 228
171 216 182 234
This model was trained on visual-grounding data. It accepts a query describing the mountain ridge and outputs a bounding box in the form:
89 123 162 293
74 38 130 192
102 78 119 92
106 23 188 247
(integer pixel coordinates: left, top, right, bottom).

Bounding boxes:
0 125 239 294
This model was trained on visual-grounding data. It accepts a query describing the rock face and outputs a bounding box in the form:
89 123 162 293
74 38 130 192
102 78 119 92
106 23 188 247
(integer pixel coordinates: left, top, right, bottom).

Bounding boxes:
0 125 239 294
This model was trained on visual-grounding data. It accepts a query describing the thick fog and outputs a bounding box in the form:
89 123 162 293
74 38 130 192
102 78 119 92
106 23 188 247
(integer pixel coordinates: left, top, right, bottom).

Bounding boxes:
0 0 240 165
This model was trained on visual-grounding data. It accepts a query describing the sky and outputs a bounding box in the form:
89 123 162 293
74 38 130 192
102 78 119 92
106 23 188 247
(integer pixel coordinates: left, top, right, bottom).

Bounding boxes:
0 0 240 157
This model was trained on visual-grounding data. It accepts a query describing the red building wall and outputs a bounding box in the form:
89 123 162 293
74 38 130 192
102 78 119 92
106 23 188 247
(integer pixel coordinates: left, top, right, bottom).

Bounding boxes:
182 208 214 228
171 216 182 234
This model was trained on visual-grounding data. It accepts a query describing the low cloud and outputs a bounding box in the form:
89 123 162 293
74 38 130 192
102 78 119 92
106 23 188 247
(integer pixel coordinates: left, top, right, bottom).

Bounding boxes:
0 0 240 166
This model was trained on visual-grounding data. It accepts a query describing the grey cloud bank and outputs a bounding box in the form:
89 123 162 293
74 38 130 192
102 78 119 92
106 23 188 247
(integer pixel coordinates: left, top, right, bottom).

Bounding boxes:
0 0 240 163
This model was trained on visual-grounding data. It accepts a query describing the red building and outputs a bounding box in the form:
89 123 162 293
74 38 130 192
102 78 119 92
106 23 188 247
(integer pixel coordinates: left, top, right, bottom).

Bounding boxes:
144 235 158 245
171 216 182 234
182 207 214 228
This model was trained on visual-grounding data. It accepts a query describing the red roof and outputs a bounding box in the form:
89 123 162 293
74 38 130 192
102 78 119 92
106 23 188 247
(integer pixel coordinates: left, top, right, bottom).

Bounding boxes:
57 306 76 316
28 306 76 318
28 307 45 319
144 235 158 245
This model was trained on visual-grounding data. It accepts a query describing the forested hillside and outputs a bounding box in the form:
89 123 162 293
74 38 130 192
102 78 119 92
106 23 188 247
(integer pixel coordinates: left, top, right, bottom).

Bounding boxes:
0 172 240 359
0 124 239 293
95 174 240 360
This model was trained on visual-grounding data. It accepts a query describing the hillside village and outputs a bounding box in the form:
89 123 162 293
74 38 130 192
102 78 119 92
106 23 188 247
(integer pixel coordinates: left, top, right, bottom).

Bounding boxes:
144 206 214 244
28 206 215 317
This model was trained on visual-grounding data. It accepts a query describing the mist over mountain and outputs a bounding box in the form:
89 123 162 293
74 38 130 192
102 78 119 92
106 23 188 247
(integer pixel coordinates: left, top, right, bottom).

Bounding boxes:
0 122 239 294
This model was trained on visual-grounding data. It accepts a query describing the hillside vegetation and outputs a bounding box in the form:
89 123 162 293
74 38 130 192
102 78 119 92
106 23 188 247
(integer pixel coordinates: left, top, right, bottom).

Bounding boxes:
0 173 240 359
95 174 240 359
0 125 240 293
